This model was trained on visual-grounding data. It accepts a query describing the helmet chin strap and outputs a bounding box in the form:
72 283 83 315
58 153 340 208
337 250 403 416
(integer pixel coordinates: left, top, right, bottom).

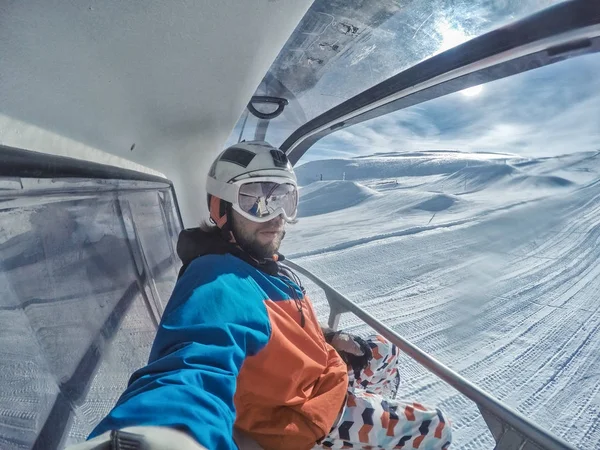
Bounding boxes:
224 205 257 259
223 206 236 244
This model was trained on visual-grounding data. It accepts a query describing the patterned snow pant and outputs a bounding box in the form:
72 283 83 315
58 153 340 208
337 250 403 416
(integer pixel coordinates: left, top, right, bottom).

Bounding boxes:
315 335 452 449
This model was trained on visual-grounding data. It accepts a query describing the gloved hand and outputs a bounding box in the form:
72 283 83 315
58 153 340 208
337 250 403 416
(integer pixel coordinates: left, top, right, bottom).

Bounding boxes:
324 330 373 374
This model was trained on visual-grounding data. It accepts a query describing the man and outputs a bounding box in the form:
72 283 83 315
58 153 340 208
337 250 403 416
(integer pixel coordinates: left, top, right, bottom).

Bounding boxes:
74 141 451 450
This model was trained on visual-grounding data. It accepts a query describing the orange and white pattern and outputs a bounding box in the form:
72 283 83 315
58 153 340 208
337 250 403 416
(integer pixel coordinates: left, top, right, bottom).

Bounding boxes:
348 334 401 398
317 335 452 449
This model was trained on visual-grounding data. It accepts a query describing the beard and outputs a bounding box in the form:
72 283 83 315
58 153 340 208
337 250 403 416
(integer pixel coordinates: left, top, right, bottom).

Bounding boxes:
231 218 285 260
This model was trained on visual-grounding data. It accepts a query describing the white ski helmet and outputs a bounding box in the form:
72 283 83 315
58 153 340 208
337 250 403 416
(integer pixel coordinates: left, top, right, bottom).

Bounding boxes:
206 141 298 228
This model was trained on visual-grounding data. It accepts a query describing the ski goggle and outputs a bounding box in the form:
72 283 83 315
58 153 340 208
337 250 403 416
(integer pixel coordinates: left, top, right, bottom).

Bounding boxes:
207 176 298 223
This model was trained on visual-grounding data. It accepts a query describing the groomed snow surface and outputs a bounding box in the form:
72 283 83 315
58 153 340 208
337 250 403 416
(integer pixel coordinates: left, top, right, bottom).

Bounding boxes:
281 150 600 449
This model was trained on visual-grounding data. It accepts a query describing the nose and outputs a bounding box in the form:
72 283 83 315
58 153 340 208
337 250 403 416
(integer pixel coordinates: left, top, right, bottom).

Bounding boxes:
268 214 284 227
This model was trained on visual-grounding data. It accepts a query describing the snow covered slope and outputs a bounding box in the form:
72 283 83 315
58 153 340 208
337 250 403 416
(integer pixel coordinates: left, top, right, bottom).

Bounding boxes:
282 150 600 449
298 181 380 217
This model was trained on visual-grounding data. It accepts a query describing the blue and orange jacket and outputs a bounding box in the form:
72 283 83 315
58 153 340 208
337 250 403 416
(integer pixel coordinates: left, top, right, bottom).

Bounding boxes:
89 228 348 449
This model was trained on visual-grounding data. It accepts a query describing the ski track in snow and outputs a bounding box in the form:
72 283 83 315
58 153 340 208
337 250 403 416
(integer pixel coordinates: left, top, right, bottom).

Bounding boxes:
285 152 600 449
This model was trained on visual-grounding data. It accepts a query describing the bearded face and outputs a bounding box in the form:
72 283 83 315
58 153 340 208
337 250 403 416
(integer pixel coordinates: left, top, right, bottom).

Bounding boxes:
230 210 286 259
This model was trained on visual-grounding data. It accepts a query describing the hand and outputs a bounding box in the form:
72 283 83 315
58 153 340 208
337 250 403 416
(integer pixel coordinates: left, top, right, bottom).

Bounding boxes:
329 332 365 356
325 330 373 373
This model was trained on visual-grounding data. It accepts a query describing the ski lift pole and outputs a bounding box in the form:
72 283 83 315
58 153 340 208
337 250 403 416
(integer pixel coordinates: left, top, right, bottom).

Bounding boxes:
284 260 576 450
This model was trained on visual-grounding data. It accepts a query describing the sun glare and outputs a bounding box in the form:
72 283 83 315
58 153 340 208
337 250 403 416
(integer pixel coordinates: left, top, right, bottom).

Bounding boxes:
435 20 471 54
461 85 483 97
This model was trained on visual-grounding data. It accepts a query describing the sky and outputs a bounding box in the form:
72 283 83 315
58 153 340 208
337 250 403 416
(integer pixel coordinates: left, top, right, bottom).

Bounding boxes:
304 53 600 162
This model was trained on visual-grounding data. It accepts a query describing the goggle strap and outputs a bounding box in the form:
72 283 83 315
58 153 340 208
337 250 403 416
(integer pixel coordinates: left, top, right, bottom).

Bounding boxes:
206 176 238 204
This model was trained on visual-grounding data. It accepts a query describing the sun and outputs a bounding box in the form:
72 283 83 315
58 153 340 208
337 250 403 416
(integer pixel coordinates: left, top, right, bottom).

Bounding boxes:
438 28 469 53
435 19 471 54
460 85 483 97
433 21 484 98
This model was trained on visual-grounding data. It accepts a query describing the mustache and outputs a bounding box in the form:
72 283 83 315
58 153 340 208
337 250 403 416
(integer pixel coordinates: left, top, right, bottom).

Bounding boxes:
258 226 285 233
258 228 286 240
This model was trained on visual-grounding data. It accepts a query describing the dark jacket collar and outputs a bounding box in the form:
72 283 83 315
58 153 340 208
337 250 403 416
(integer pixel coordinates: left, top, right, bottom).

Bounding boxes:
176 227 284 278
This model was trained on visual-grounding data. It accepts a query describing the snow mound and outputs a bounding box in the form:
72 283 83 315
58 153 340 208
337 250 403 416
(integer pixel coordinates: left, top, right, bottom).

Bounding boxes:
412 194 458 212
514 160 543 168
440 164 518 192
298 181 379 217
504 174 574 189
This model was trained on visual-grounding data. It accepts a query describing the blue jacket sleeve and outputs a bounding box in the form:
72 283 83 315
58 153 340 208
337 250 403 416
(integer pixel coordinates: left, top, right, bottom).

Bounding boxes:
88 254 271 449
